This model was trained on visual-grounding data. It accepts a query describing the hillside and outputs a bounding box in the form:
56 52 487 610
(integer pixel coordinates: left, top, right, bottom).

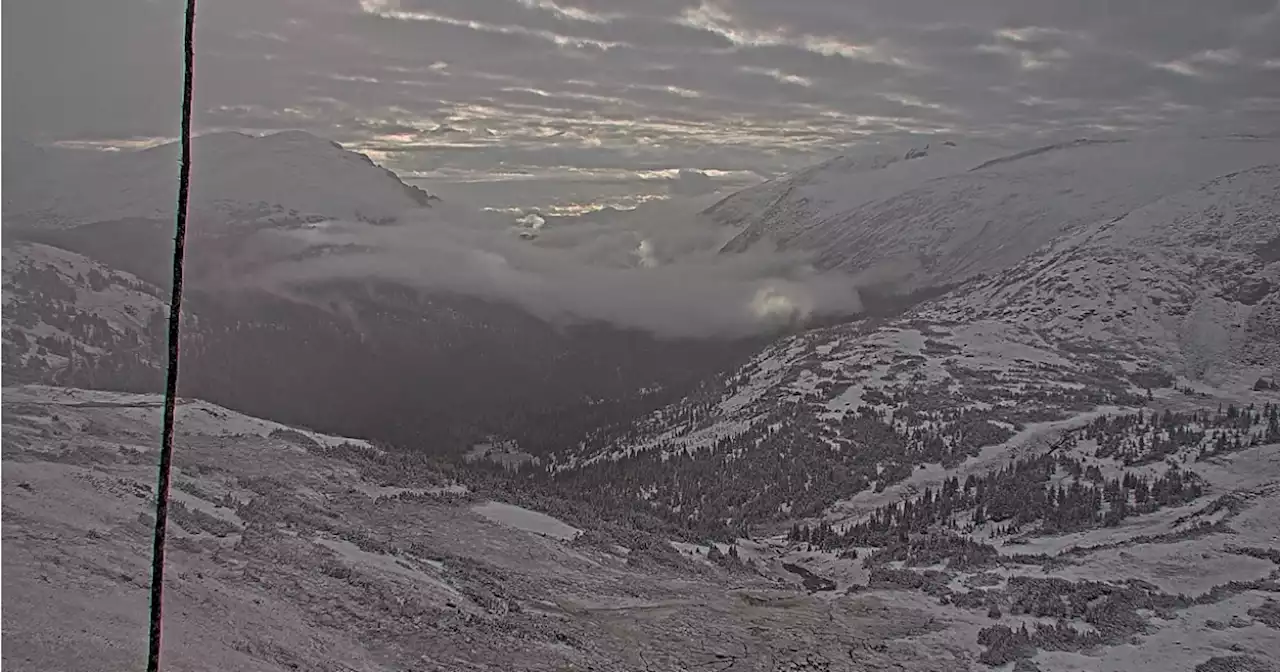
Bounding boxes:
2 241 169 388
5 385 1278 671
710 138 1002 256
0 385 998 672
2 130 763 454
5 129 1280 670
542 151 1280 547
920 164 1280 384
712 135 1280 291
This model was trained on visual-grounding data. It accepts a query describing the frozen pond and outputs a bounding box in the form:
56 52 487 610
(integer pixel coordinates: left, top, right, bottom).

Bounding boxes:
471 501 581 540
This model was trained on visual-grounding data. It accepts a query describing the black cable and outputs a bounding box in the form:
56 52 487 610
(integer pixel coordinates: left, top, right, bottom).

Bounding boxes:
147 1 197 670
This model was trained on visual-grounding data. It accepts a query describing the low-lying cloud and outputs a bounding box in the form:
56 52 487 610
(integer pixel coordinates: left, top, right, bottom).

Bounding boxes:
229 200 862 339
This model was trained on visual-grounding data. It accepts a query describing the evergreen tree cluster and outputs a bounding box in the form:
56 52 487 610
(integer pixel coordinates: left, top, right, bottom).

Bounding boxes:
3 262 168 389
528 311 1171 543
535 403 1024 540
794 440 1208 551
1083 405 1279 464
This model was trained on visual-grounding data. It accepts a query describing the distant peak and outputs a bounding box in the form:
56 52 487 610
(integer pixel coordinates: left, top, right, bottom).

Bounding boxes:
264 129 321 140
191 130 255 143
186 129 344 152
9 127 437 226
260 129 344 150
967 138 1127 172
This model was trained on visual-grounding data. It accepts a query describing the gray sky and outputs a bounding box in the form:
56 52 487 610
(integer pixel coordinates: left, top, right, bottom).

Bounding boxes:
6 0 1279 211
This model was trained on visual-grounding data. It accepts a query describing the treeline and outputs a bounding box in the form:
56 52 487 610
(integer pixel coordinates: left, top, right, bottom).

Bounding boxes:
791 401 1280 550
528 400 1030 541
1083 403 1280 464
793 447 1205 550
3 263 169 389
524 353 1185 540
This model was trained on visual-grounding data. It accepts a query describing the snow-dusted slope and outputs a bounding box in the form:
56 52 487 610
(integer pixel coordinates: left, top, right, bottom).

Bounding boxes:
711 138 1003 255
11 385 1273 671
1 385 1023 672
714 135 1280 290
5 130 437 228
660 145 1280 476
753 436 1280 672
551 310 1160 522
921 164 1280 384
2 242 169 385
551 156 1280 552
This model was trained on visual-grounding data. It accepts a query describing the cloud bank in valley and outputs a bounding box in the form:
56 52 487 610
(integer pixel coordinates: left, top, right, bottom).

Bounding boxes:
231 201 863 339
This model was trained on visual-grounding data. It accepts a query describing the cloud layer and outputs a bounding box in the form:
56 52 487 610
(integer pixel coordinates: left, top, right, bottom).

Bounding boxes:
227 201 863 338
7 0 1278 212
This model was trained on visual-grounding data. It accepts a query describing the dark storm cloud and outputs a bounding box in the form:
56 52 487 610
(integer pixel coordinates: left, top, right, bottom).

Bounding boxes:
6 0 1278 183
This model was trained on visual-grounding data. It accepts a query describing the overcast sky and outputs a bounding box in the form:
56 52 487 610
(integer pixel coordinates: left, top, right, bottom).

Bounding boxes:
6 0 1279 211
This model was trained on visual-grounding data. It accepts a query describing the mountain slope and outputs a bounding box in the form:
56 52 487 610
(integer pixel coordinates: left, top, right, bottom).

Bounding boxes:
6 125 1280 670
710 138 1001 255
525 150 1280 667
544 152 1280 540
2 385 1007 672
920 163 1280 383
4 130 437 229
2 242 169 388
8 387 1277 671
713 135 1280 291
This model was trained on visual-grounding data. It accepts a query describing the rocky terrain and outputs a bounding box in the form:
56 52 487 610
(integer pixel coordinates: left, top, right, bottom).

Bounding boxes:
0 386 1004 671
4 385 1278 671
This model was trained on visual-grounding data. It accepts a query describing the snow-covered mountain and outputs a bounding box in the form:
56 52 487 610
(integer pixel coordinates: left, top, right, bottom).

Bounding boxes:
920 164 1280 383
519 148 1280 668
712 135 1280 291
546 140 1280 551
4 130 437 229
5 124 1280 670
710 137 1000 256
0 236 755 452
2 129 761 453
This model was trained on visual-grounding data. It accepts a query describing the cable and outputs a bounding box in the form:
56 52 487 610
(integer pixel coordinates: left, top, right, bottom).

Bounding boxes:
147 1 197 670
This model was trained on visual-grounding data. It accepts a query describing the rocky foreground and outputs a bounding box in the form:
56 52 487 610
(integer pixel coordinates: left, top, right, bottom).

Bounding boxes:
3 385 1279 671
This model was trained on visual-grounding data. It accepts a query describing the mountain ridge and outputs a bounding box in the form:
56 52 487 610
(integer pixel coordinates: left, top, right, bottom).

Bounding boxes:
3 129 438 229
711 134 1280 293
